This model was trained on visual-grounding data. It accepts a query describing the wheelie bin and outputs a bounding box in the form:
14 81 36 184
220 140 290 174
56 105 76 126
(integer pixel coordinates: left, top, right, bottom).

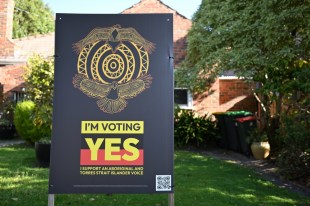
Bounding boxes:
224 111 252 152
213 112 228 149
235 116 257 156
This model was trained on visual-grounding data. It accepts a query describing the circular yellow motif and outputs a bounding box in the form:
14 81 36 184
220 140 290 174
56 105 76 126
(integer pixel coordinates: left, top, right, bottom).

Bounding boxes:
110 62 117 69
73 25 155 114
102 54 124 79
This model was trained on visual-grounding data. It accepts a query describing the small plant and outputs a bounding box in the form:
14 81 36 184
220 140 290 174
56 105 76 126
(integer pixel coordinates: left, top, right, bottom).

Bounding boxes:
249 128 268 143
174 106 218 148
0 118 11 126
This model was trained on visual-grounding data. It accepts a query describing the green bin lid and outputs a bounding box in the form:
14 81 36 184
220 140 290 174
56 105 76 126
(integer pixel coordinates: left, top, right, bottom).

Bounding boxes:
225 111 252 116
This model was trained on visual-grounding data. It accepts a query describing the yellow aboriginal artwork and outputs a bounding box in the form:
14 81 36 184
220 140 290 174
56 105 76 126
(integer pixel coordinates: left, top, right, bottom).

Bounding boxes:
72 25 155 114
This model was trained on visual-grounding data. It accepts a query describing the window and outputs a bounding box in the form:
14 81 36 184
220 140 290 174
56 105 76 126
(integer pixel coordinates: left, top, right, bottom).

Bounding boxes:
13 91 26 103
174 88 193 109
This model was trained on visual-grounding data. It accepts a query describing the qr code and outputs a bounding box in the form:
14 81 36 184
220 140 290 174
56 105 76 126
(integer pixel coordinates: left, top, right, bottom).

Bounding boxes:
156 175 171 191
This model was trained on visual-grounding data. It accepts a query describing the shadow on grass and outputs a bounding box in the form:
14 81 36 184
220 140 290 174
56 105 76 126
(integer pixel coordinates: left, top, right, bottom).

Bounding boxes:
174 151 309 206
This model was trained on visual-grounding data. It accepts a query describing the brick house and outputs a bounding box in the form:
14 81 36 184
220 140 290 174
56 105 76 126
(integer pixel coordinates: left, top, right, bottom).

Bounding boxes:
122 0 257 115
0 0 54 106
0 0 257 115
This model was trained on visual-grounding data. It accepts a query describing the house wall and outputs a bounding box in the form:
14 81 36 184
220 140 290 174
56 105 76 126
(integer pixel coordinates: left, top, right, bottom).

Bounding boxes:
0 63 26 101
0 64 25 94
0 83 3 109
194 79 257 115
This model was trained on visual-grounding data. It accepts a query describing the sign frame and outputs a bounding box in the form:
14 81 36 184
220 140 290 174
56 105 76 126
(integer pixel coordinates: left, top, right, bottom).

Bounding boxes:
48 13 174 198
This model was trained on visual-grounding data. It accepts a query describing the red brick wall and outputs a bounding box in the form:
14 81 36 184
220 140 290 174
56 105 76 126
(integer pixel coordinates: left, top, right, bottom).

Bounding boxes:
122 0 192 66
0 0 15 58
0 83 3 108
194 79 257 115
0 64 25 95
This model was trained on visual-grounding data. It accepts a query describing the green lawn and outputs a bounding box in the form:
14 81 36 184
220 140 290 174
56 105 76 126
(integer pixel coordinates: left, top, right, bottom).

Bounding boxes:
0 145 309 206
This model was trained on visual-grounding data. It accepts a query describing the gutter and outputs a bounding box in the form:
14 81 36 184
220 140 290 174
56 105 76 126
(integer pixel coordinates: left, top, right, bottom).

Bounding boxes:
0 59 27 65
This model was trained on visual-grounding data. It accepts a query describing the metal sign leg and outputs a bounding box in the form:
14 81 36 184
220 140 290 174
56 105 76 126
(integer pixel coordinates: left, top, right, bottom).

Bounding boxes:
48 194 55 206
168 193 174 206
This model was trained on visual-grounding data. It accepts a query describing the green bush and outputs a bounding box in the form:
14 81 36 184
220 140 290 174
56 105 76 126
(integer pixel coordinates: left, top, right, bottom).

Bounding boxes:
174 107 218 148
277 114 310 185
14 101 49 144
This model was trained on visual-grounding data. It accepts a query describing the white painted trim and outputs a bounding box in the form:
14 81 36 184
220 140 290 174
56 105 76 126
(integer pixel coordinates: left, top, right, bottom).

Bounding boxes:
219 76 240 80
0 59 26 65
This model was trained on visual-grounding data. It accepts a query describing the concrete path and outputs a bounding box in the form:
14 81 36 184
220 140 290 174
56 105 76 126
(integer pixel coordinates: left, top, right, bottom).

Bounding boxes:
0 139 25 147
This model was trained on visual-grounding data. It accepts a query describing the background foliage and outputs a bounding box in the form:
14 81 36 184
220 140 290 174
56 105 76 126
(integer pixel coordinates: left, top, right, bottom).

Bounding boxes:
179 0 310 133
277 113 310 186
13 0 54 38
176 0 310 183
23 55 54 140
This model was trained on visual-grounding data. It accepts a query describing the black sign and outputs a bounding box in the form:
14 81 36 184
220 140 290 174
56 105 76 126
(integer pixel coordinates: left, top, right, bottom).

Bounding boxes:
48 14 174 194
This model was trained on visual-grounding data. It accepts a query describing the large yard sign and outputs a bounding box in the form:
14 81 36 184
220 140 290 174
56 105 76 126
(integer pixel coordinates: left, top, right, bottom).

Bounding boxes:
48 14 174 194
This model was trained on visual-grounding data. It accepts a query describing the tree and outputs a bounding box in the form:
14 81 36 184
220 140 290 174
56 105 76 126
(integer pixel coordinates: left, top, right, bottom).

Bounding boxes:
13 0 54 38
179 0 310 142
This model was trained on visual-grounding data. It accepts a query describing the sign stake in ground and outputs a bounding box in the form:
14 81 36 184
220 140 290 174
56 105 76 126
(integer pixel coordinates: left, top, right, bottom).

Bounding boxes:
48 194 54 206
48 14 174 205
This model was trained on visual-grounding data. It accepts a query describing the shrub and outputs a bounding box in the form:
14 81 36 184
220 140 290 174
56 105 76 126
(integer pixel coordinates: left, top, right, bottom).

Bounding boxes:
24 55 54 106
14 101 49 144
0 99 16 139
23 55 54 141
0 93 17 140
174 107 218 148
277 114 310 185
0 97 15 124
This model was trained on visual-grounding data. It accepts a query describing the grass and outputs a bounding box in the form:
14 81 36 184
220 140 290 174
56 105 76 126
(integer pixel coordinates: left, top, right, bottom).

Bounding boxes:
0 145 309 206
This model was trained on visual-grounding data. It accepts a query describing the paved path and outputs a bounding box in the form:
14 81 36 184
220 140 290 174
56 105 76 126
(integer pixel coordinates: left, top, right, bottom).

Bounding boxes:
0 139 25 147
